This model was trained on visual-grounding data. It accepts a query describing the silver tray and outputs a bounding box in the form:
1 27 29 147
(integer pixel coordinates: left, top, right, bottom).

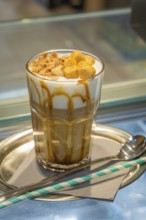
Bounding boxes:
0 124 146 201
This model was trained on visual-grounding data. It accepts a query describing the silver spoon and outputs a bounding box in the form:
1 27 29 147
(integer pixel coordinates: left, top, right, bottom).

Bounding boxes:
0 134 145 202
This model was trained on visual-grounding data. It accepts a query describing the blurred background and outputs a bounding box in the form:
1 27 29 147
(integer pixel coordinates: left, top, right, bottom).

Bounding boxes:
0 0 132 21
1 0 146 119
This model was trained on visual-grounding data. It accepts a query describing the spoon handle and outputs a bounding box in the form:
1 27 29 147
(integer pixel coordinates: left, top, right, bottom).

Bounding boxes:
0 155 117 202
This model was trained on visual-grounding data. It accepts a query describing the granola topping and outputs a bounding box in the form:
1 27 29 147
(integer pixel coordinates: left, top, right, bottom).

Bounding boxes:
29 50 96 80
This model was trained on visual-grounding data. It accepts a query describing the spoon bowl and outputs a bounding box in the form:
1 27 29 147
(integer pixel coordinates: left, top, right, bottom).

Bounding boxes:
117 135 146 160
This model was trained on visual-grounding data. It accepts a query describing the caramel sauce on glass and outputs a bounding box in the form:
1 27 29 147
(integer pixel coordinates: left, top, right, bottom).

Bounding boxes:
27 50 102 171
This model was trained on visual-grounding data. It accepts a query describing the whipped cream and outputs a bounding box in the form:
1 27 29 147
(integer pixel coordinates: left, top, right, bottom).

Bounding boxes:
27 51 104 110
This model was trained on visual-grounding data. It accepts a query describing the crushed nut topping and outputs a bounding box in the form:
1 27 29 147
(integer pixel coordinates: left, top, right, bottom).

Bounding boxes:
29 50 96 80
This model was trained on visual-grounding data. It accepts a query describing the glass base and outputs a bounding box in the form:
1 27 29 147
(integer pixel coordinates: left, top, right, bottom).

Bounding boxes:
36 155 89 173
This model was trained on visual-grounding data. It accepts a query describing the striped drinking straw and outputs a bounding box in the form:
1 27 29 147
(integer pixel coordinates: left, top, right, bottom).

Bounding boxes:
0 156 146 209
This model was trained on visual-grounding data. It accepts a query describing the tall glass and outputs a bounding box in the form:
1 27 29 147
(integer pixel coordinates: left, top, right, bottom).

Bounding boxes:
26 49 104 172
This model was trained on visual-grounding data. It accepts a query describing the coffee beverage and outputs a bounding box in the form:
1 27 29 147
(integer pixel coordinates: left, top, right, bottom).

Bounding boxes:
26 50 104 171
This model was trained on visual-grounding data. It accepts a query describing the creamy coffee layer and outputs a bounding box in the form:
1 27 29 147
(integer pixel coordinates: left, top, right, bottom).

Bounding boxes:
32 105 93 164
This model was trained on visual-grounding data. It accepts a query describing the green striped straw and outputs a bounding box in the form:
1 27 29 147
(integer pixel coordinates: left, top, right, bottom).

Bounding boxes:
0 156 146 209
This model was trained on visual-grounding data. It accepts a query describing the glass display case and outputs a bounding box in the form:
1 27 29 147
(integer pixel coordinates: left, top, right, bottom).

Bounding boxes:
0 8 146 118
0 8 146 220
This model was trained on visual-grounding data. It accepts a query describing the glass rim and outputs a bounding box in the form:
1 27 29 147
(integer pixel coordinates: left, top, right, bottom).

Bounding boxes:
26 49 104 83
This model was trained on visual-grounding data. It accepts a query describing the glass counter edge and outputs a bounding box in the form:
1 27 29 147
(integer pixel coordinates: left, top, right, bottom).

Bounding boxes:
0 95 146 125
0 8 131 27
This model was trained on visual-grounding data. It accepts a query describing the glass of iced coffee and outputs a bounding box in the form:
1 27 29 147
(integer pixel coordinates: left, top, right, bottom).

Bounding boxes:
26 49 104 172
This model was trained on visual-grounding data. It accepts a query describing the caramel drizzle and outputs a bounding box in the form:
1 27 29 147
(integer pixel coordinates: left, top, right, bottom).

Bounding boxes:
30 78 92 162
30 78 41 105
30 78 91 110
52 91 73 110
78 81 91 105
72 93 87 103
40 80 52 110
